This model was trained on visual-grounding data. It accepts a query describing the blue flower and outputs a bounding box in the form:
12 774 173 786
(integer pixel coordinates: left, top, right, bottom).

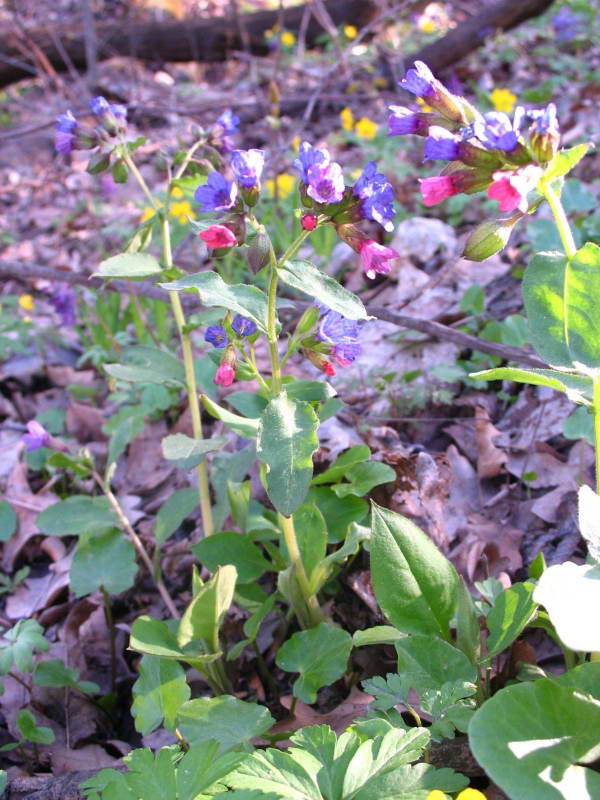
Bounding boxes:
353 162 395 232
317 311 359 346
528 103 559 135
90 96 110 116
424 126 460 160
399 60 436 99
231 315 257 337
307 161 345 205
293 141 330 184
552 7 582 42
55 110 77 133
231 149 265 189
215 109 240 135
49 285 77 325
333 341 361 365
353 161 386 197
205 325 228 348
388 106 419 136
469 112 518 152
90 96 127 133
194 172 238 213
54 110 78 154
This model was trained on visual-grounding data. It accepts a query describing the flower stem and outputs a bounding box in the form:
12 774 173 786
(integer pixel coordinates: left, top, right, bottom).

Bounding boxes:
279 513 324 628
593 376 600 495
540 181 577 260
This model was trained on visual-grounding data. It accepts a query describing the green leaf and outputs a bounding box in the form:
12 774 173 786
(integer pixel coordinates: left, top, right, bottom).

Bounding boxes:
202 394 259 439
470 367 592 405
37 496 119 537
533 563 600 651
331 462 396 498
289 504 327 578
564 406 595 445
192 532 272 583
468 671 600 800
275 623 353 703
227 391 268 419
284 379 337 403
353 626 406 648
352 763 468 799
543 143 590 182
310 522 369 592
131 655 190 735
119 747 177 800
0 770 6 796
176 743 247 800
370 505 460 638
161 272 269 333
94 252 162 279
579 485 600 564
177 565 237 652
105 345 185 386
395 635 477 692
46 452 91 478
523 243 600 368
176 695 274 752
308 487 369 543
130 617 185 660
107 415 144 467
16 709 55 744
70 530 138 597
311 446 372 486
154 488 198 546
257 393 319 516
227 747 322 799
485 581 538 660
0 501 17 542
161 432 228 470
33 659 99 694
279 260 369 321
0 619 48 674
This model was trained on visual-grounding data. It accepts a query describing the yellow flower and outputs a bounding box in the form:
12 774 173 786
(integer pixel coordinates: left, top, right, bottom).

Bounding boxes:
290 135 301 152
457 790 487 800
140 206 156 222
340 106 354 132
417 96 434 113
171 186 184 199
426 792 447 800
169 200 194 224
18 294 35 311
490 88 517 113
344 25 357 40
265 173 296 199
354 117 378 139
419 18 436 33
281 31 296 47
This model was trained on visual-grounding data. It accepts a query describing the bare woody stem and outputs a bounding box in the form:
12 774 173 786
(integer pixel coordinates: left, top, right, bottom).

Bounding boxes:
93 470 180 619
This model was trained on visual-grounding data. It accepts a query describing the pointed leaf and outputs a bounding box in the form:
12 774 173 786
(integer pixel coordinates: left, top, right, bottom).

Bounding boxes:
176 695 274 752
95 252 162 279
154 488 198 546
470 367 592 404
192 532 271 583
311 446 372 485
486 582 538 660
202 394 259 438
105 345 185 386
257 393 319 516
279 259 369 321
161 432 228 470
177 565 237 651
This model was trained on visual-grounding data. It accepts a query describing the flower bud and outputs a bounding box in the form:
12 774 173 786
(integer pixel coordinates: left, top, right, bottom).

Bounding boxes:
295 306 320 335
301 213 318 231
247 231 271 272
335 223 368 254
86 151 112 174
462 214 522 261
305 349 336 376
214 345 237 387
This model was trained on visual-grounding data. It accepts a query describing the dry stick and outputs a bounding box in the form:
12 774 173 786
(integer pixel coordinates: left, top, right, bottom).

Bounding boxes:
0 259 546 369
92 470 180 619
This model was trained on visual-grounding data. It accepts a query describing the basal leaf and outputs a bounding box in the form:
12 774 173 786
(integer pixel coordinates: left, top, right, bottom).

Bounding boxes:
105 345 185 386
192 532 272 583
394 635 477 692
470 367 592 405
176 695 274 753
131 655 190 735
95 252 162 279
154 488 198 546
534 563 600 652
257 393 319 516
486 581 538 660
37 496 118 537
70 529 138 598
161 432 228 470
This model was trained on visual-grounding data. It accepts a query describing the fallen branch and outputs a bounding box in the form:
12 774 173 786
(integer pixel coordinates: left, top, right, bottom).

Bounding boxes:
0 259 545 369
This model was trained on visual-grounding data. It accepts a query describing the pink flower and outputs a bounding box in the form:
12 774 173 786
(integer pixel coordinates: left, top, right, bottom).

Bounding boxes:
323 361 336 376
419 175 457 206
214 362 235 386
22 420 50 451
199 224 237 249
359 240 400 279
301 214 319 231
487 166 542 213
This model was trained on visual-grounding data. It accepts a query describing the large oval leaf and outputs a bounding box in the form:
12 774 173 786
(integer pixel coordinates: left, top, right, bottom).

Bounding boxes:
94 252 162 279
279 259 369 321
370 505 460 639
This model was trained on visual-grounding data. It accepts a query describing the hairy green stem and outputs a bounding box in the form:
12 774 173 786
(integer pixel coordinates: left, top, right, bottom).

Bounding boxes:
279 513 324 628
541 181 577 259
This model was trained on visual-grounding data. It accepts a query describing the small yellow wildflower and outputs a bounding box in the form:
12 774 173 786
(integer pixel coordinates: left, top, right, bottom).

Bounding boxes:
344 25 358 40
290 135 301 152
265 173 296 199
18 294 35 311
170 200 194 224
417 96 434 113
340 107 354 131
426 792 447 800
140 206 156 222
457 790 488 800
490 88 517 113
171 186 184 199
349 168 362 181
354 117 378 139
281 31 296 47
419 18 436 33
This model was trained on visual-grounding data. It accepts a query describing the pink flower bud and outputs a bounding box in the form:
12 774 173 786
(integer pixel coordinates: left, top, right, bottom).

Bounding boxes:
359 240 400 280
323 361 337 376
213 362 235 386
419 176 458 206
486 165 542 213
301 213 319 231
199 224 237 249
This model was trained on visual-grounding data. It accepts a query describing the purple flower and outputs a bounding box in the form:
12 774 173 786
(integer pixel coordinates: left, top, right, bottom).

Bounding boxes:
528 103 559 135
307 161 345 205
90 96 110 116
49 285 77 325
353 163 395 232
205 325 228 348
353 161 387 197
399 60 436 99
293 141 330 184
231 315 257 337
424 126 461 160
22 421 50 451
215 109 240 136
194 172 238 213
316 311 361 367
55 110 77 133
231 149 265 189
54 110 77 154
552 7 582 42
333 341 361 366
470 112 519 152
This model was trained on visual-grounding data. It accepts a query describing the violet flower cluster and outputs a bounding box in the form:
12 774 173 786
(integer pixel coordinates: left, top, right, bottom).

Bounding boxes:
389 61 561 214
